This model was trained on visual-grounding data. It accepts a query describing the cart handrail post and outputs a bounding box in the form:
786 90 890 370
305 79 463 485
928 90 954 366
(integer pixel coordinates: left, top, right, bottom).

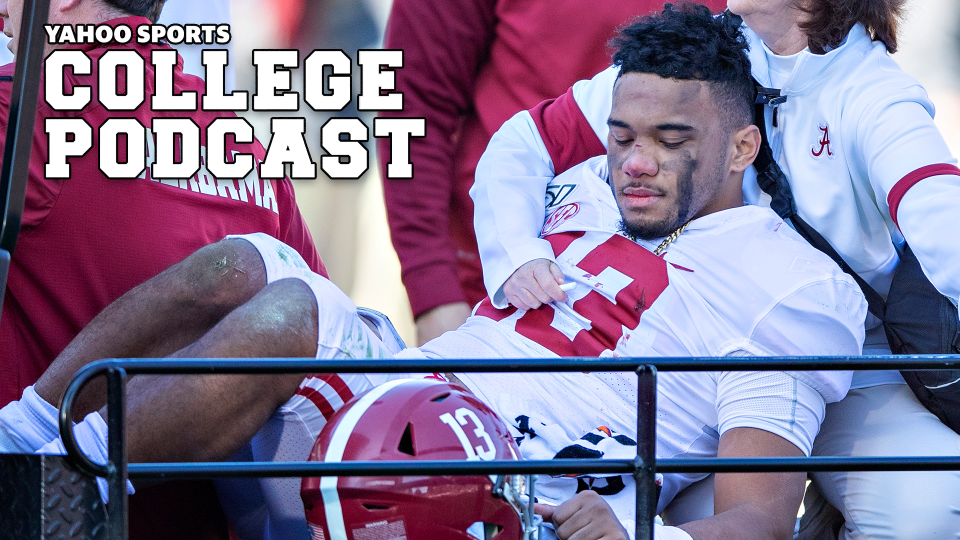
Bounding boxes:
107 367 128 540
636 364 657 540
0 0 51 319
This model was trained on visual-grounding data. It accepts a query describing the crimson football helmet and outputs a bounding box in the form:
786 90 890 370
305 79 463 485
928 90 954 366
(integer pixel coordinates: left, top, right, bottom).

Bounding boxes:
301 378 540 540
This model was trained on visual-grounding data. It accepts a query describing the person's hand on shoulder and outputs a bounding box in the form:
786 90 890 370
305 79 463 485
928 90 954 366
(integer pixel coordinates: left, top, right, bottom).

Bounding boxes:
503 259 568 311
536 491 629 540
415 302 472 346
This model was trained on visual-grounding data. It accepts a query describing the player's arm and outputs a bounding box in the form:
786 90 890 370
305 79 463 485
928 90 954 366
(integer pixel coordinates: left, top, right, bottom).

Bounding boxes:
674 276 868 539
472 68 616 309
536 404 808 540
679 428 806 540
538 445 803 540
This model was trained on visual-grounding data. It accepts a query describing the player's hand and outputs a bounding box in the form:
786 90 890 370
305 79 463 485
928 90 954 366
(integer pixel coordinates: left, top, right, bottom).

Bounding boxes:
415 302 471 346
535 491 629 540
503 259 568 311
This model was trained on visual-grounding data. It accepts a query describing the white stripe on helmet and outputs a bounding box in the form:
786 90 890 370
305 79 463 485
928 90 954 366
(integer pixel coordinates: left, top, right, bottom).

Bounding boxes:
320 378 411 540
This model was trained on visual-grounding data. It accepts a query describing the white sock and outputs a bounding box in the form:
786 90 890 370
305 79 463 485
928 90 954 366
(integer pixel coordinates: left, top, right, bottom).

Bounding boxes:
37 411 135 503
0 386 60 453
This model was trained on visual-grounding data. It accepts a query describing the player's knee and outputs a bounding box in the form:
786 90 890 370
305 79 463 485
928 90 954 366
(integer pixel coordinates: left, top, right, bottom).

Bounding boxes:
168 238 268 314
235 278 319 358
258 277 316 306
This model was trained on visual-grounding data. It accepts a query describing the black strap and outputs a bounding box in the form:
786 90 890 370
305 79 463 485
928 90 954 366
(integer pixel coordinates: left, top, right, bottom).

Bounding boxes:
753 91 887 320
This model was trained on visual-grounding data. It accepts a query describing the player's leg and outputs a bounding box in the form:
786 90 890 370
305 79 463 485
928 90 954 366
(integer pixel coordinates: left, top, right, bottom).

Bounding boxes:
121 233 395 465
34 275 326 508
29 232 388 465
803 384 960 540
34 236 268 417
59 272 388 464
173 238 393 538
119 276 320 464
1 236 269 453
43 239 396 540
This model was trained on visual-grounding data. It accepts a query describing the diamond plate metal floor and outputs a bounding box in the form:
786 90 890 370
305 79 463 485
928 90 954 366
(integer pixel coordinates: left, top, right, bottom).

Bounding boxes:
0 454 106 540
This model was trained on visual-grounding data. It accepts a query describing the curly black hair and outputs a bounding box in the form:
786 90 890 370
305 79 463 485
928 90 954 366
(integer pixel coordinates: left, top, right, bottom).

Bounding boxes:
610 2 754 128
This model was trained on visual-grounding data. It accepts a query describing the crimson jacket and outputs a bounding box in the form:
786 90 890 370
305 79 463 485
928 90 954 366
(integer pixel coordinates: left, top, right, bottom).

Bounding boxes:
0 17 324 406
0 20 324 540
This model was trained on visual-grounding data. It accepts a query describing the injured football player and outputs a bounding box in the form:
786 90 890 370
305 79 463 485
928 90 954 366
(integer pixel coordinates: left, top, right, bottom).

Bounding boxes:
0 5 865 540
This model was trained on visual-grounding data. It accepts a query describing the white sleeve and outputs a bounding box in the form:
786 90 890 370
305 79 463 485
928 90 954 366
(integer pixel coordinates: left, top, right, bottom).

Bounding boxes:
744 278 867 403
855 98 960 308
571 65 618 144
711 277 866 455
895 175 960 309
715 371 825 456
471 66 618 308
472 110 558 308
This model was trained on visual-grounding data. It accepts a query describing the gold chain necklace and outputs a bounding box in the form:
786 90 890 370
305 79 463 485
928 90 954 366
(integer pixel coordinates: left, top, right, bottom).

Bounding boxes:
653 222 690 256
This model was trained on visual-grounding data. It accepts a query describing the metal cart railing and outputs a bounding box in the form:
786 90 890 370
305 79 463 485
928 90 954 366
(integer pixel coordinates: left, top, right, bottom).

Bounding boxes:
57 355 960 540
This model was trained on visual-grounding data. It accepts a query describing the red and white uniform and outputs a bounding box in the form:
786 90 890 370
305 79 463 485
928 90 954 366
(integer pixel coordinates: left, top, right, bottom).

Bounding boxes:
224 152 865 537
472 22 960 386
376 0 724 318
446 156 864 527
470 21 960 539
456 156 864 403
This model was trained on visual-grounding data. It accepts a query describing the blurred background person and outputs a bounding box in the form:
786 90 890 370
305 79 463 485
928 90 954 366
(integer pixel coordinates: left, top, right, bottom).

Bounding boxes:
233 0 386 301
895 0 960 156
0 1 235 84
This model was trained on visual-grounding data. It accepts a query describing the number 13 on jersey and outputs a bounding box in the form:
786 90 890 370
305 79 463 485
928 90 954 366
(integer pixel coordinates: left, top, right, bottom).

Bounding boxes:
440 408 496 461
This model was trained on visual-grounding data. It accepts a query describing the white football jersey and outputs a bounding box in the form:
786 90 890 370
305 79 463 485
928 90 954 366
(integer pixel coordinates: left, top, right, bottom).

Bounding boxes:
457 155 865 401
472 22 959 389
213 223 865 538
440 156 866 523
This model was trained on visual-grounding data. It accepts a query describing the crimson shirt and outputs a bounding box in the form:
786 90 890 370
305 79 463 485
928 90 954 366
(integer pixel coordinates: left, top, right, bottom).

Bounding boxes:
0 17 324 405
